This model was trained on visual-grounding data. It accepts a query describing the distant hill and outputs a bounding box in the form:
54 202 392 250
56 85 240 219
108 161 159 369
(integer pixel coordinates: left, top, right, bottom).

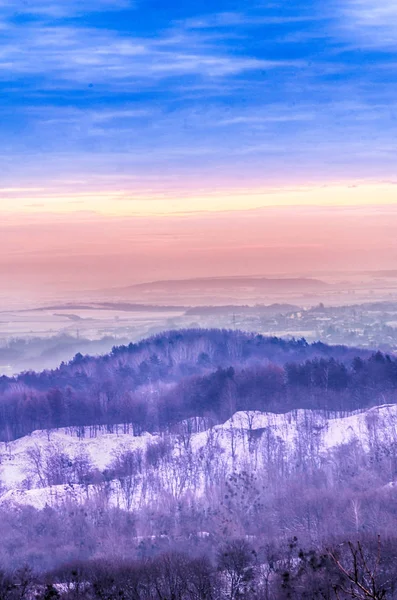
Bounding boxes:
103 276 328 295
16 302 188 313
0 328 384 442
365 270 397 278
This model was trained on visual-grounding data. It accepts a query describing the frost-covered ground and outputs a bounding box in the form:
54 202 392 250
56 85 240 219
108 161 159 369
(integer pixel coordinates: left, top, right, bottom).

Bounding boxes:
1 404 397 511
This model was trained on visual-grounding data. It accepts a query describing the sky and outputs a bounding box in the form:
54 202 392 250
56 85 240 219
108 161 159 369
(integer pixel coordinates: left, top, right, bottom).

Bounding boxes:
1 0 397 299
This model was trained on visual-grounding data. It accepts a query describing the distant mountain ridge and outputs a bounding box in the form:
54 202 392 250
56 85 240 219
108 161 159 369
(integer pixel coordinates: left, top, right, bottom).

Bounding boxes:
103 276 328 295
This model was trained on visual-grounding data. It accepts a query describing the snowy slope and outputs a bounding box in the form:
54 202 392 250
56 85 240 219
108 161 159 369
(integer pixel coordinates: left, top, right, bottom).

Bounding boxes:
1 404 397 511
0 427 154 489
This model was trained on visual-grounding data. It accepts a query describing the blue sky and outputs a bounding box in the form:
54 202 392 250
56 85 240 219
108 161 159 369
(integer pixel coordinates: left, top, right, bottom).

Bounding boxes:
1 0 397 200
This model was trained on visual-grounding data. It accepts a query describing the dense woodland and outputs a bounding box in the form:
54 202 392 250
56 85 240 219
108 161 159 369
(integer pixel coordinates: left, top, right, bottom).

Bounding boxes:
0 329 396 441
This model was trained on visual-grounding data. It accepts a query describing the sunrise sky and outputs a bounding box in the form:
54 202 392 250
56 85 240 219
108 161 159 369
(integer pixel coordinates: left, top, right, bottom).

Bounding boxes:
1 0 397 299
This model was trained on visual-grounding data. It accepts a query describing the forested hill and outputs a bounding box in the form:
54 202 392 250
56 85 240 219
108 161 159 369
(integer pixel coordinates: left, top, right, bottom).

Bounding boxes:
0 329 366 390
0 328 396 441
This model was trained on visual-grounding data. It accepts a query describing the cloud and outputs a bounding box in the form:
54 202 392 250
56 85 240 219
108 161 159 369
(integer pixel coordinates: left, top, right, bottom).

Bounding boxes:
25 106 152 126
338 0 397 47
0 0 132 18
218 113 314 125
150 55 303 77
0 21 303 88
345 0 397 25
179 11 319 29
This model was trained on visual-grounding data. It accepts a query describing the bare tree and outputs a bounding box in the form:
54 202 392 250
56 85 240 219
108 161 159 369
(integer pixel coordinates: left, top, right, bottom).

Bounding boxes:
217 539 256 600
328 536 387 600
25 444 46 488
110 449 142 511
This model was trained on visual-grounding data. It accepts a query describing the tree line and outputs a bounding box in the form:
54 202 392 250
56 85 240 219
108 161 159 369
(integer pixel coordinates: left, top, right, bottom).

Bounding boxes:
0 330 396 441
1 534 397 599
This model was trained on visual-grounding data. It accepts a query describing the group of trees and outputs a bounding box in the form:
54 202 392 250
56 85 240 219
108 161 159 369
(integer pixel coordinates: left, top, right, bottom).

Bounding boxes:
4 425 397 574
0 329 395 442
1 535 397 599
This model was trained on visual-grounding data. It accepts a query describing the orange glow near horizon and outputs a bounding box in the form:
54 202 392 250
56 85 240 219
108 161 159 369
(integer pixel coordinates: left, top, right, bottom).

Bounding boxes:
2 178 397 308
2 181 397 217
2 190 397 302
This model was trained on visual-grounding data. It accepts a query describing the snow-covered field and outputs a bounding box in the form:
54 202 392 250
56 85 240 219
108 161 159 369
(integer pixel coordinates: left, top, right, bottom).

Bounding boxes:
1 404 397 511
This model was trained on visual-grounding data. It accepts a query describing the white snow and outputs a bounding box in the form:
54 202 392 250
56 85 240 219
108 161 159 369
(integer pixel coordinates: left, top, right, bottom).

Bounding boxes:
0 427 154 489
1 404 397 511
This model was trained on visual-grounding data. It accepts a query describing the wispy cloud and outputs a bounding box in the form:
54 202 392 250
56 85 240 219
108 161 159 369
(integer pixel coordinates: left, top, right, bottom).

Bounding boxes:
179 11 319 29
338 0 397 47
0 22 303 87
25 106 152 125
345 0 397 25
0 0 132 17
218 113 314 125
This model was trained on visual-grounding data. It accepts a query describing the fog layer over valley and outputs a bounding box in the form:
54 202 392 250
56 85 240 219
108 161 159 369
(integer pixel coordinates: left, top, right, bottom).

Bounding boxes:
4 296 397 376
